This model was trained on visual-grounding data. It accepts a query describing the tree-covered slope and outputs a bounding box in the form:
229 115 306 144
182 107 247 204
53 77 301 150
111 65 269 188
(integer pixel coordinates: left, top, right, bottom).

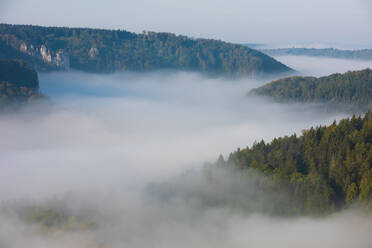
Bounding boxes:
218 113 372 215
0 39 57 71
0 59 41 107
249 68 372 111
261 47 372 60
0 23 292 76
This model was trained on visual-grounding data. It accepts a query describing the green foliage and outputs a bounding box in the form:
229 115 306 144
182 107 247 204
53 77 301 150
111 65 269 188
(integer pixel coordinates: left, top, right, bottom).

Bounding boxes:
359 169 372 208
0 23 292 76
0 59 38 88
222 112 372 214
250 68 372 111
0 59 42 108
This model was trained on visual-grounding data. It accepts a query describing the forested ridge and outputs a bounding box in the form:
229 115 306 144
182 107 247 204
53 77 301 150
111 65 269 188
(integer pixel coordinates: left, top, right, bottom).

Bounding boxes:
0 59 42 107
217 113 372 215
0 23 292 76
250 68 372 111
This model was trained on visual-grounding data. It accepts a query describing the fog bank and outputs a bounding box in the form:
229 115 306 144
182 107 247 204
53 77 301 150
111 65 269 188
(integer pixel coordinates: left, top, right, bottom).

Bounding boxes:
1 56 371 247
274 55 372 77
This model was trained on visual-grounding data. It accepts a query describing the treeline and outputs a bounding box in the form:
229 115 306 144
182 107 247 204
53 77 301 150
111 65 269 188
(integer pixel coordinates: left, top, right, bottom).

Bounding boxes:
250 68 372 111
0 59 43 107
261 47 372 60
26 208 97 231
0 204 109 247
0 23 292 76
217 113 372 215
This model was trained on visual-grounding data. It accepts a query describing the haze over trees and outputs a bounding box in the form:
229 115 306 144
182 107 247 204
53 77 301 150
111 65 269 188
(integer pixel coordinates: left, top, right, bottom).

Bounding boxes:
261 48 372 61
2 0 372 247
217 113 372 215
0 24 292 76
250 68 372 112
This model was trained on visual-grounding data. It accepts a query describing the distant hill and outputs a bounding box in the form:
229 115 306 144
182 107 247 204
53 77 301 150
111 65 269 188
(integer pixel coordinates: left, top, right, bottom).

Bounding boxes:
249 68 372 111
0 59 42 107
261 48 372 60
0 23 292 76
241 43 266 49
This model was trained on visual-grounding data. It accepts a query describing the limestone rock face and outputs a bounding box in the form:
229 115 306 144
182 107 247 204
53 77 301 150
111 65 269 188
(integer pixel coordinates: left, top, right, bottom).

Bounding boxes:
40 45 52 63
17 41 70 70
18 42 37 56
89 47 99 59
55 50 70 70
20 42 27 52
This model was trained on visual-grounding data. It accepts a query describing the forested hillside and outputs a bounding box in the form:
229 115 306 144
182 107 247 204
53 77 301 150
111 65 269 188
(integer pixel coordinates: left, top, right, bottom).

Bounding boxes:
0 59 42 107
218 113 372 215
0 39 57 71
250 68 372 111
0 23 292 76
261 48 372 60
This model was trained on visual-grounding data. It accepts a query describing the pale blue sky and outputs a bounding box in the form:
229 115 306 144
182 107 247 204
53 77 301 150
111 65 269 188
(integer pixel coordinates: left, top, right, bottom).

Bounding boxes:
1 0 371 48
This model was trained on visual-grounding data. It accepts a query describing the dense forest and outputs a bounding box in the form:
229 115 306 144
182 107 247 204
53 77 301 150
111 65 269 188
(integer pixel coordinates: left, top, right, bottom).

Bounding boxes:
0 59 42 107
261 47 372 60
0 23 292 76
249 68 372 111
215 113 372 215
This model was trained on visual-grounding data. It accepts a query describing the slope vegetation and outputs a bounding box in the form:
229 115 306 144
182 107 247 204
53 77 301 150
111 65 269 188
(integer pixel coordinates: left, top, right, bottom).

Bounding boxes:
0 23 292 76
250 68 372 111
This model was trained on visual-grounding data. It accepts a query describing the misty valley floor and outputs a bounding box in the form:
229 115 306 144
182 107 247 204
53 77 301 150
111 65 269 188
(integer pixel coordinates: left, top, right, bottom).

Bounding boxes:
1 56 372 248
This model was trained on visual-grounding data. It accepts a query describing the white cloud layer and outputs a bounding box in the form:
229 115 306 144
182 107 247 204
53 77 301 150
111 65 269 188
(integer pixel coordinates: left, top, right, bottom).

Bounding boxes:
0 57 371 247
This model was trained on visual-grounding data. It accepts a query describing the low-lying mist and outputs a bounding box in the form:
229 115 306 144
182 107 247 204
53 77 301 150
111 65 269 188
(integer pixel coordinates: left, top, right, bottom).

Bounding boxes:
274 55 372 77
1 56 371 247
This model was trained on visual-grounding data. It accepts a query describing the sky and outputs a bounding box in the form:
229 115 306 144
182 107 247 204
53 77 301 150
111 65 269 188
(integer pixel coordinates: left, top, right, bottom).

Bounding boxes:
1 0 372 48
